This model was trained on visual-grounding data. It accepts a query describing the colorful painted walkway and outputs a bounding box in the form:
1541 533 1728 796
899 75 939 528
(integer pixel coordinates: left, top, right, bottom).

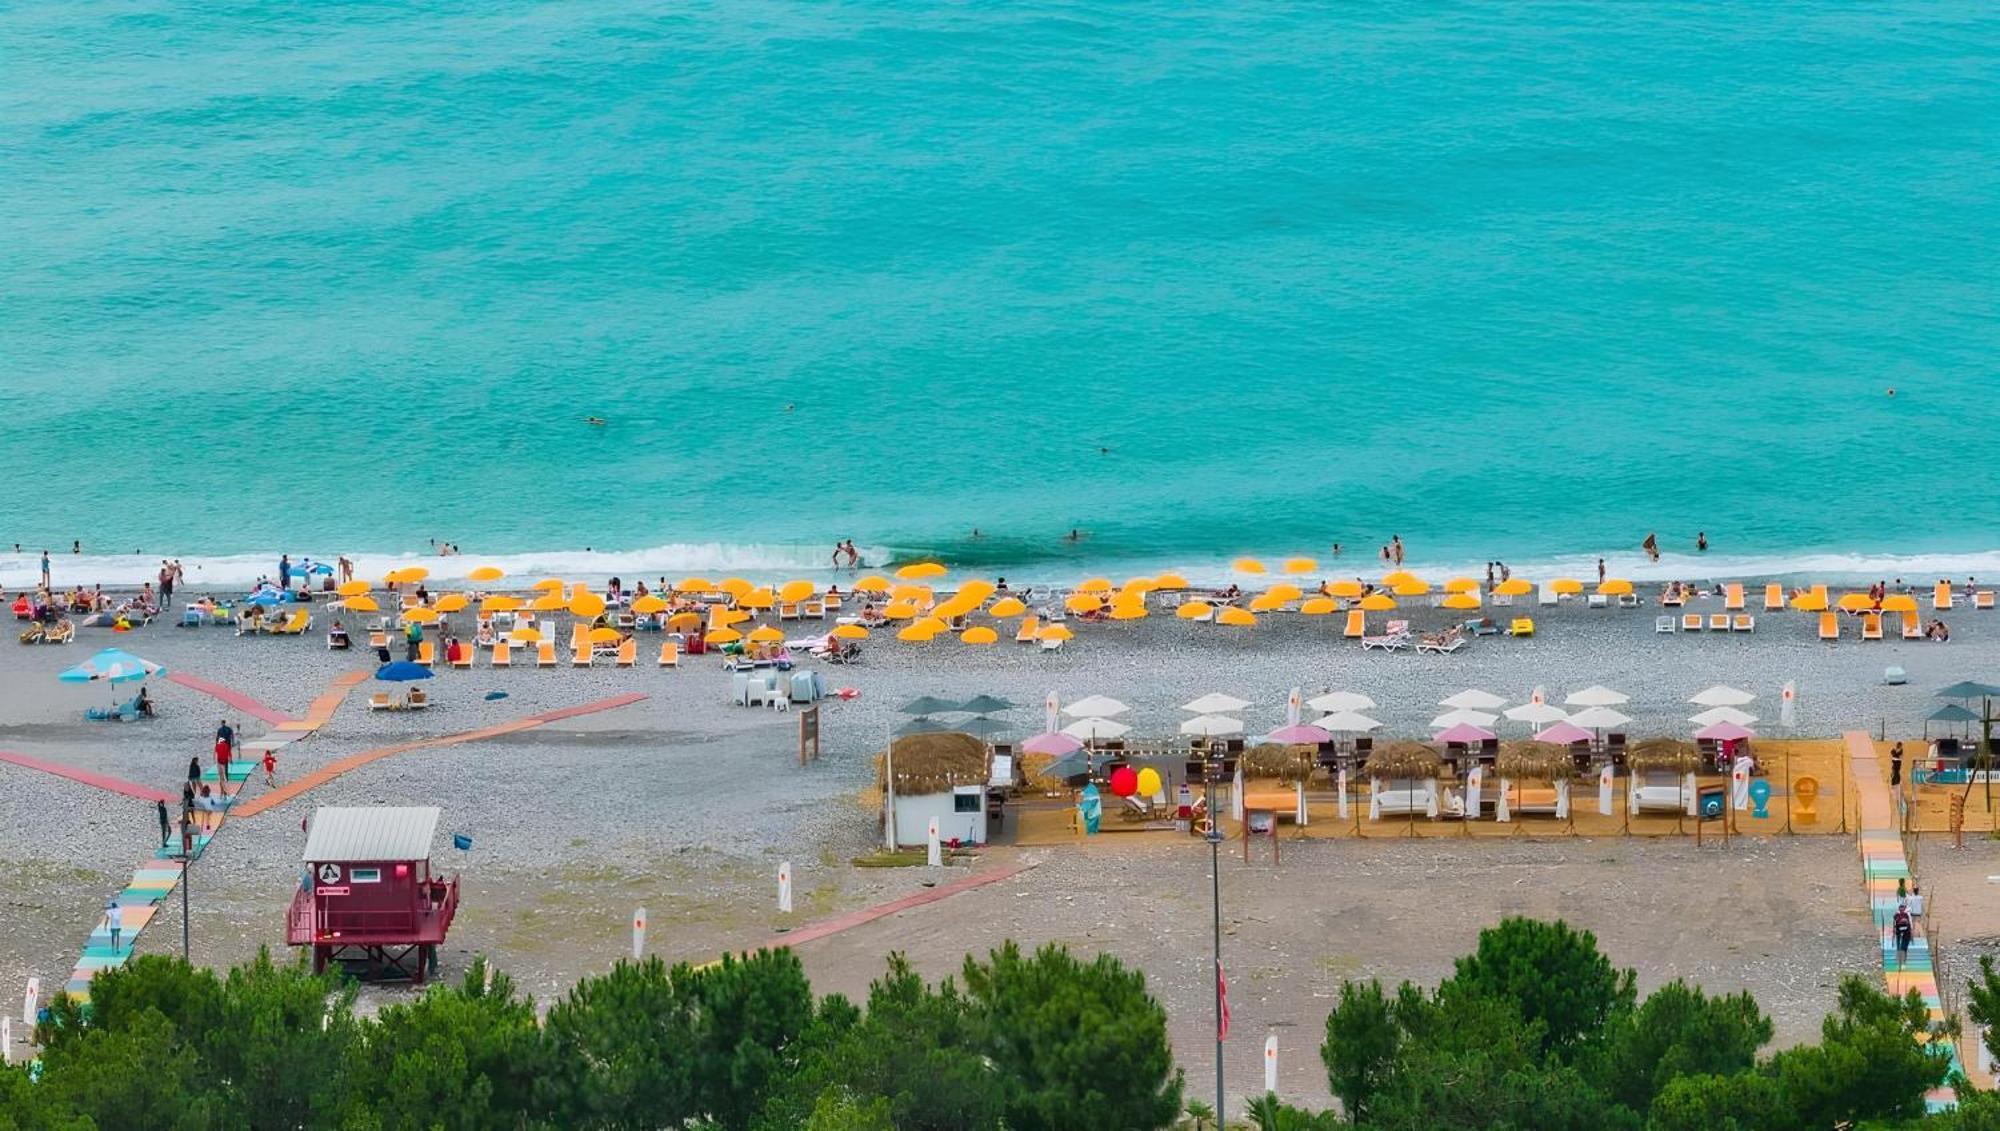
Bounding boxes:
0 751 172 802
163 671 293 726
230 692 646 818
1846 731 1959 1112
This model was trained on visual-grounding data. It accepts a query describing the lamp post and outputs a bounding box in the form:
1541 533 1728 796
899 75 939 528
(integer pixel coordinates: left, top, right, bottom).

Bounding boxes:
1205 751 1225 1124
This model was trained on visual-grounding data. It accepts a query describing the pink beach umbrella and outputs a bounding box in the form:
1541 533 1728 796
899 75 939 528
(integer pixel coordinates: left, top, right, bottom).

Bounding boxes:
1434 722 1497 745
1023 732 1084 756
1268 723 1332 745
1535 720 1594 745
1694 721 1755 742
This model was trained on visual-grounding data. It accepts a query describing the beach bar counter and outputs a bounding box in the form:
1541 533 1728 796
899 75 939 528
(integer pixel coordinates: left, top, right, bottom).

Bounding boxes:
287 805 458 983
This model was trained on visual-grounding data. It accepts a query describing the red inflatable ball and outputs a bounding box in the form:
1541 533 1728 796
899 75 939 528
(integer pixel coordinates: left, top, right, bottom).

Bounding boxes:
1109 765 1138 797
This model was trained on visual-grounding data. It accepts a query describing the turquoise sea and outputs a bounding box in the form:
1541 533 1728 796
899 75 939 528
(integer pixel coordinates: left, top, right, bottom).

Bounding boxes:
3 1 1997 587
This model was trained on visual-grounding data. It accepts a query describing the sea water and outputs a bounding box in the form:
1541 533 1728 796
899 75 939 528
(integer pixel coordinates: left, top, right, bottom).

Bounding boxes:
3 1 1996 589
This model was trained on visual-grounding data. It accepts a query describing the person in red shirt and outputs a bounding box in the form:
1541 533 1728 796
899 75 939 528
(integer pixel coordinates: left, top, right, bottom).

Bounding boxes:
263 750 278 787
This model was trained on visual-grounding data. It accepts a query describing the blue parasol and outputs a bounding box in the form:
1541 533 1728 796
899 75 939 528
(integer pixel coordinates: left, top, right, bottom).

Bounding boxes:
374 661 434 682
59 648 166 684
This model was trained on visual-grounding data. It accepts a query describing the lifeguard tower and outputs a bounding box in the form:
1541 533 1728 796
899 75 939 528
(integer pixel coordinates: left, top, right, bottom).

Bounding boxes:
287 806 458 983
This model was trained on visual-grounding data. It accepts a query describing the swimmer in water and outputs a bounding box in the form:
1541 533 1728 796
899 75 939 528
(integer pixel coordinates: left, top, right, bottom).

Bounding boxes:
584 417 606 426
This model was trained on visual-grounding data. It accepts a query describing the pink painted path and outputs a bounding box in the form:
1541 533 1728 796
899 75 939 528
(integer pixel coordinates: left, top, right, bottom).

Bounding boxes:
772 863 1033 949
0 751 173 802
165 671 293 725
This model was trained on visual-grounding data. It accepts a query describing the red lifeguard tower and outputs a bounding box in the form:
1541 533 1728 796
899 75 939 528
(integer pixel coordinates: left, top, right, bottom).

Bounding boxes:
287 806 459 983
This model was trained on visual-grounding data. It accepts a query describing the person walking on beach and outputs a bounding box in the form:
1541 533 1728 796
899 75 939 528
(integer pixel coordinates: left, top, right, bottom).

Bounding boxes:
337 556 352 584
1890 741 1905 788
105 901 122 951
156 798 171 848
263 749 278 788
1485 562 1495 588
216 733 232 785
1597 558 1606 584
1893 902 1915 968
405 617 423 661
187 754 202 786
278 554 292 591
158 561 174 611
39 550 50 589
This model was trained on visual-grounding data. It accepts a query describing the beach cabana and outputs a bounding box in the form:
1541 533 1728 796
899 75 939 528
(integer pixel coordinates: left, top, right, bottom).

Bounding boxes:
1626 739 1699 817
881 732 992 849
1366 741 1448 820
1237 743 1312 825
1494 741 1571 821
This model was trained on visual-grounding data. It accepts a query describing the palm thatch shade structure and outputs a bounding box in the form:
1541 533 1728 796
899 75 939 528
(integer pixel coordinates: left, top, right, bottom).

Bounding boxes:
1240 743 1315 783
1495 741 1573 782
1626 737 1700 774
880 732 991 794
1364 740 1443 779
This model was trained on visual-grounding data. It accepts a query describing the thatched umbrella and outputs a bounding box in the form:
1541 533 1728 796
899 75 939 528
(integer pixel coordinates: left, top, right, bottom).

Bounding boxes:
1627 737 1699 775
1241 743 1315 783
1365 740 1442 780
1496 741 1573 783
880 731 991 794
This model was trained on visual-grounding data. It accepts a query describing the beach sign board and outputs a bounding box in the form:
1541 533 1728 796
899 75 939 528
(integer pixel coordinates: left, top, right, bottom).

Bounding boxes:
1598 765 1614 816
2 1015 9 1064
1697 784 1727 822
1731 762 1751 810
631 908 646 960
22 977 37 1024
1264 1034 1278 1092
778 862 793 913
1336 769 1349 819
1781 681 1797 728
927 818 941 867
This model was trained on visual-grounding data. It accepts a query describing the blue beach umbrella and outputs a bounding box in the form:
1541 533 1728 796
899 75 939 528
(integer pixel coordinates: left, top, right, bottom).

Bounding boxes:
304 562 334 575
242 590 291 607
59 648 166 685
374 661 434 682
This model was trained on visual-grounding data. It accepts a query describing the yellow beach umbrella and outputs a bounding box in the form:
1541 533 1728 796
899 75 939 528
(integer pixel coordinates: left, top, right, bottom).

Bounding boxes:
335 580 371 598
1283 557 1318 575
882 600 920 620
988 597 1028 618
570 592 607 618
1444 577 1480 593
510 628 543 643
716 577 751 599
1881 594 1919 613
434 593 470 613
1077 577 1113 594
1495 578 1533 596
957 579 997 604
668 611 703 631
384 567 427 585
1120 577 1157 595
1154 571 1190 589
588 626 622 644
932 598 975 622
739 587 776 610
1215 606 1258 627
896 562 947 580
707 627 743 645
1442 592 1482 610
748 625 783 643
1359 593 1397 612
1248 593 1287 613
404 607 440 624
531 578 566 592
676 576 715 593
1177 601 1214 620
1066 594 1103 614
1381 570 1416 586
1232 557 1267 574
1391 580 1430 597
962 626 999 645
1836 592 1875 612
1325 580 1365 598
831 623 869 640
890 584 933 604
632 595 667 614
1038 624 1074 641
1108 595 1148 619
1300 597 1338 615
478 595 523 613
854 574 891 593
711 607 751 628
340 595 380 613
1265 583 1304 602
468 566 504 582
895 624 936 643
778 579 816 603
1549 578 1584 595
1598 579 1634 596
530 593 568 611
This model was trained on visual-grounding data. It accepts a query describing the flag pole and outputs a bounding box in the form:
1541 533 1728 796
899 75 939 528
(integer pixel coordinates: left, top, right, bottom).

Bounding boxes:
1207 754 1225 1122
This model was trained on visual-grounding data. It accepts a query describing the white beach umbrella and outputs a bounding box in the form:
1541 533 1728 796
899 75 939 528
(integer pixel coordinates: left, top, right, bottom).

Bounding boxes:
1062 694 1129 719
1180 714 1244 737
1440 689 1507 711
1430 708 1500 729
1061 717 1131 740
1308 690 1375 713
1565 685 1629 707
1503 702 1569 725
1314 710 1383 733
1567 706 1634 730
1182 693 1252 715
1689 705 1759 727
1689 685 1757 707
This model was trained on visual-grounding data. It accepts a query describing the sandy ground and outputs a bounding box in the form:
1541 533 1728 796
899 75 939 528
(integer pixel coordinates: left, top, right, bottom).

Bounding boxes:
0 588 1993 1108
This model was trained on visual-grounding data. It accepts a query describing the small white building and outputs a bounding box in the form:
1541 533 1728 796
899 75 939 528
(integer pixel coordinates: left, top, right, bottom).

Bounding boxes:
883 732 992 849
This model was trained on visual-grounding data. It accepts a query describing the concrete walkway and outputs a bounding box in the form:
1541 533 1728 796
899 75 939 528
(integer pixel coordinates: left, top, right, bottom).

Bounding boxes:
1846 731 1959 1112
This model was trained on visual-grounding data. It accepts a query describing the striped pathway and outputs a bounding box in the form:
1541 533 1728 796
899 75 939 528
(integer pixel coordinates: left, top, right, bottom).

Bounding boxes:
163 671 293 726
230 692 646 817
1846 730 1959 1112
771 863 1033 949
0 751 173 802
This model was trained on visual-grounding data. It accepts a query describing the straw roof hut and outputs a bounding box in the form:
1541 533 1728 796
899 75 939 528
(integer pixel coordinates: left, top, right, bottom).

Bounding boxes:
1365 740 1442 779
1241 743 1315 783
1626 737 1699 774
1496 741 1572 782
880 732 991 795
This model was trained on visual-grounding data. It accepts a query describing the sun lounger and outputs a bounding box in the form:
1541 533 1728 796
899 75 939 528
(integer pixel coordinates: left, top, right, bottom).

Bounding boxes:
1415 632 1465 655
1818 612 1839 641
1629 770 1694 815
1661 590 1684 607
1039 635 1065 653
803 600 825 619
491 641 511 667
451 644 474 669
1507 617 1534 637
658 640 679 667
1344 610 1365 639
1862 614 1884 641
1707 613 1729 632
1587 593 1608 609
1369 777 1442 819
1655 615 1675 633
1763 584 1784 611
1935 582 1955 610
1616 593 1639 608
572 642 592 667
1361 620 1410 652
416 640 435 667
1724 584 1745 611
537 640 557 667
368 628 389 650
271 610 311 635
778 602 800 621
1979 592 1996 610
1732 614 1754 632
1537 585 1558 606
1681 613 1702 632
1464 618 1499 636
368 692 396 711
1015 615 1040 643
616 638 637 666
1902 612 1923 640
407 688 429 710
